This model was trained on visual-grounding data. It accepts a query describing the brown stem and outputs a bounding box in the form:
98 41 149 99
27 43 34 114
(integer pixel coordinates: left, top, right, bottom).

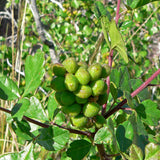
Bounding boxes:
50 122 94 137
96 144 111 160
0 107 93 137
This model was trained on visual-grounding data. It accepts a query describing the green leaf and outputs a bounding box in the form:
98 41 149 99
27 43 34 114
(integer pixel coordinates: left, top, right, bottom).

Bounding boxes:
24 96 48 121
11 98 30 121
110 67 131 92
11 119 32 144
119 67 131 92
23 52 45 97
135 100 160 126
47 92 59 120
67 140 91 160
0 76 20 100
36 126 70 151
129 113 148 151
83 25 92 36
110 82 118 101
109 20 128 63
124 91 134 108
101 16 110 47
116 121 133 152
71 0 81 9
129 144 143 160
94 127 112 144
145 143 160 160
94 1 109 18
125 0 159 9
110 69 121 88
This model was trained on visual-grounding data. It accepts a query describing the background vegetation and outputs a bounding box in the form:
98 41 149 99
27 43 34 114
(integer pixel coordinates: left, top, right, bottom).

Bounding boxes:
0 0 160 159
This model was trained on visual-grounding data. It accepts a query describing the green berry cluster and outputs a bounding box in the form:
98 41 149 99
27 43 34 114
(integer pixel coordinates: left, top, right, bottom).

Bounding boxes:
51 57 111 128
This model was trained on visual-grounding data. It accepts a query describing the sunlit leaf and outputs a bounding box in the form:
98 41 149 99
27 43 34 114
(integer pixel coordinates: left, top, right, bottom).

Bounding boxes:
11 98 30 121
0 76 20 100
24 96 48 121
109 20 128 63
135 100 160 126
94 127 112 144
129 144 143 160
23 52 45 97
145 143 160 160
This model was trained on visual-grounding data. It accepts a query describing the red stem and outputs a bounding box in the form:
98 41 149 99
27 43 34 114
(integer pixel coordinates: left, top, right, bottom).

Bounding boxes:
131 69 160 97
104 68 160 119
102 0 121 115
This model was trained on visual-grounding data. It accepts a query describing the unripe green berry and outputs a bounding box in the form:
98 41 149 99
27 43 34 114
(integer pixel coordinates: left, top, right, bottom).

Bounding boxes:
83 102 101 118
62 57 78 74
88 63 102 81
54 92 63 106
90 79 105 96
52 63 66 76
61 103 81 117
76 96 88 104
101 64 111 78
65 73 79 91
51 76 66 92
75 67 91 85
71 114 88 128
61 91 75 106
74 85 92 99
97 93 108 105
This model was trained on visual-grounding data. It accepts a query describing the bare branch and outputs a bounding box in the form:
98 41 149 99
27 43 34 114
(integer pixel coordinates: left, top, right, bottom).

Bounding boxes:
50 0 64 11
29 0 59 63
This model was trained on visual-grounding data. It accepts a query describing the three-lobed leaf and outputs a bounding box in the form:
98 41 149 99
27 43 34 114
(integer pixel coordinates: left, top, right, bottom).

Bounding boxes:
36 126 70 151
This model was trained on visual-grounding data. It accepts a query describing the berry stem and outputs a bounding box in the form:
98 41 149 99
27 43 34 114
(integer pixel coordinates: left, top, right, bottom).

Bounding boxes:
104 68 160 119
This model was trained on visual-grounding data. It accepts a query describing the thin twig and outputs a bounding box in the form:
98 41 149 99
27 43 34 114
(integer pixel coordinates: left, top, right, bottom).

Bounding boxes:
50 0 64 11
126 7 159 44
102 0 121 115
